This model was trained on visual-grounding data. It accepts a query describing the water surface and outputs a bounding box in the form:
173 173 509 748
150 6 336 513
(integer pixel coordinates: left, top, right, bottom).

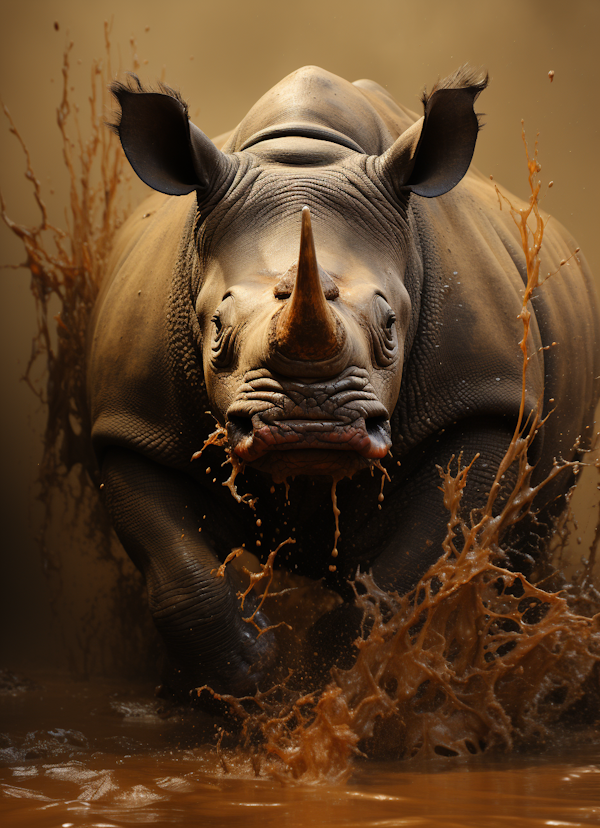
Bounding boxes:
2 673 599 827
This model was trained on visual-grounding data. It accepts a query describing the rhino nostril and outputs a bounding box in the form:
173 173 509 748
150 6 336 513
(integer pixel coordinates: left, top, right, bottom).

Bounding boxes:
366 415 388 437
365 415 392 456
228 414 254 443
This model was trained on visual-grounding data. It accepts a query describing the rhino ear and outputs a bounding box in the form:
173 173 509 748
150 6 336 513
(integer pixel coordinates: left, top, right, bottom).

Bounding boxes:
377 68 488 198
110 80 232 196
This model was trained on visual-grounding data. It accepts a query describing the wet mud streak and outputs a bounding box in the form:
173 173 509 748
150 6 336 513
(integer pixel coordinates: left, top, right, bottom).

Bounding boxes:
328 458 389 571
191 424 257 509
212 546 246 579
373 457 391 509
238 539 296 636
212 540 296 636
329 479 341 572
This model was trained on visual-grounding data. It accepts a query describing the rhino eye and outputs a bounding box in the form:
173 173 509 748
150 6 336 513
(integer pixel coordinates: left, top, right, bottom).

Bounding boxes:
372 295 398 367
210 296 235 368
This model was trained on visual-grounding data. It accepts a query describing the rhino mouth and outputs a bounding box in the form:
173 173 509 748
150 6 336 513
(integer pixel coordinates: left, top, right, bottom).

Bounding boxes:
225 368 391 480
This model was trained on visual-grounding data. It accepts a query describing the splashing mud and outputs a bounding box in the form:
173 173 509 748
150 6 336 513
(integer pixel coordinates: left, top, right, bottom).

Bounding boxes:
192 424 258 509
1 26 161 677
3 35 600 787
1 23 132 502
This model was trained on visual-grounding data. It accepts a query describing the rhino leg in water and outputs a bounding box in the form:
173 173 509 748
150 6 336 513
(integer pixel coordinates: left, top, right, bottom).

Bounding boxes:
101 448 275 696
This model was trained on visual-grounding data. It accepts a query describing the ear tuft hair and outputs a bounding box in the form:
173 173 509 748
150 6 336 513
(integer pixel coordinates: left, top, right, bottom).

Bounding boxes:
421 65 488 107
107 74 189 134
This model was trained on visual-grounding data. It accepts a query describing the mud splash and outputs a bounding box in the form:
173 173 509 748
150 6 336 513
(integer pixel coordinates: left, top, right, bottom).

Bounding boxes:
202 481 600 781
3 33 600 786
192 423 258 509
1 27 162 677
1 23 133 502
192 425 393 573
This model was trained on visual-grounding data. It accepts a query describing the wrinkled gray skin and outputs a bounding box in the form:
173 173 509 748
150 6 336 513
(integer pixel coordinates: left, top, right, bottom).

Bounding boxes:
87 66 600 697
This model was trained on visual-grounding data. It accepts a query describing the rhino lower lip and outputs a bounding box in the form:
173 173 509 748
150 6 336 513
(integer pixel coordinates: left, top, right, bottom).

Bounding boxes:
228 416 391 463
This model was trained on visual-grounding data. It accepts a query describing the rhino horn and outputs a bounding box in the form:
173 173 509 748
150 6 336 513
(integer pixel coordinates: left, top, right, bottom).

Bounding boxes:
275 207 345 362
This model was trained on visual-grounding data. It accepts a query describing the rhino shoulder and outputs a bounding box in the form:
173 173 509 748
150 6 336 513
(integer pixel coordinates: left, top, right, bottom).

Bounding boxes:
104 192 185 282
88 192 199 465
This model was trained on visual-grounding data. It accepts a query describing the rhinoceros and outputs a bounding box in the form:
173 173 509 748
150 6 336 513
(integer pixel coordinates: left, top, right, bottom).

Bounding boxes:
87 65 600 697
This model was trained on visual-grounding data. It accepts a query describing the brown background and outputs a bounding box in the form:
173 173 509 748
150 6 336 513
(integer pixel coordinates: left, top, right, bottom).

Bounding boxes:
1 0 598 671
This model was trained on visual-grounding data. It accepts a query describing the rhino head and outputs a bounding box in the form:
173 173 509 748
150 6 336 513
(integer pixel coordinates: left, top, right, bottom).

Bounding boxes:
111 66 486 483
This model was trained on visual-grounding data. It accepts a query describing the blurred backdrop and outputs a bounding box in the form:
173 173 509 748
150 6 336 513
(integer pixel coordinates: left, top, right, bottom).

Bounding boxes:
1 0 598 673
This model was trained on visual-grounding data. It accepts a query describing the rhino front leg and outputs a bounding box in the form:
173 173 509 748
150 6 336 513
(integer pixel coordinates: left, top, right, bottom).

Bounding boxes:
100 447 275 697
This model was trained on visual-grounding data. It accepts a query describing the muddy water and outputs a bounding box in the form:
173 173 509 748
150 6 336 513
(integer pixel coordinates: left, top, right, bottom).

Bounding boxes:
1 673 600 828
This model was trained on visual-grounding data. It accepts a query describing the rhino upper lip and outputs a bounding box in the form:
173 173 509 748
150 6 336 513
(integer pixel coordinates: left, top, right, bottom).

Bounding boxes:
225 368 391 464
